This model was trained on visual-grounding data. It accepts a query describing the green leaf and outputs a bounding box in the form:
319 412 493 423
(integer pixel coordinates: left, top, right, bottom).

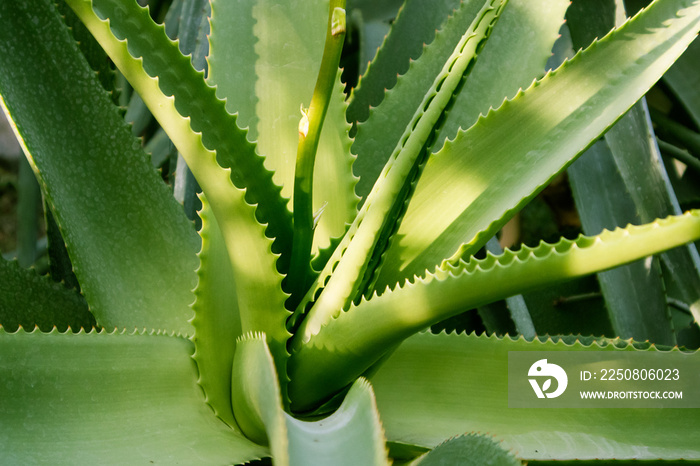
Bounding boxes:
208 0 357 256
67 0 294 267
286 378 390 466
65 0 292 385
567 1 700 335
0 257 94 332
432 0 570 150
376 0 700 285
191 195 242 430
55 0 118 100
0 0 200 335
0 328 266 464
570 128 674 345
291 0 508 342
604 107 700 324
371 331 700 460
231 332 289 458
231 333 390 465
346 0 461 128
351 0 567 203
410 433 521 466
289 210 700 409
350 0 484 201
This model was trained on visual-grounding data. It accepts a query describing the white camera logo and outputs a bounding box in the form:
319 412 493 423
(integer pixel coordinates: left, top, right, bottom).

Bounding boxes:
528 359 568 399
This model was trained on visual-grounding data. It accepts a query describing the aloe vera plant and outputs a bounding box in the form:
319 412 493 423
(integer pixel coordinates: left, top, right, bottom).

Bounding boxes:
1 0 700 463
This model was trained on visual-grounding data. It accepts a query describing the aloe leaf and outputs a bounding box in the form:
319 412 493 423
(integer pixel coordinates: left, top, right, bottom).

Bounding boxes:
232 332 390 465
292 0 508 340
0 328 266 464
0 257 93 332
663 36 700 127
65 0 292 384
569 140 675 344
376 0 700 285
191 195 242 430
286 378 390 466
207 0 256 131
67 0 293 265
346 0 461 128
231 332 289 461
568 1 700 335
410 434 521 466
606 109 700 325
0 0 200 334
350 0 484 201
208 0 357 256
370 331 700 460
432 0 570 149
289 211 700 409
352 0 567 203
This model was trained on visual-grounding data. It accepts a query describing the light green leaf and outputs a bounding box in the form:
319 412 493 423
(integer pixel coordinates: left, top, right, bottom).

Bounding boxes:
231 332 289 459
371 331 700 460
0 0 200 335
377 0 700 285
289 210 700 409
350 0 484 201
569 139 675 344
65 0 292 385
432 0 570 150
191 195 242 430
286 379 389 466
483 237 535 339
0 328 265 464
68 0 294 265
346 0 461 128
208 0 357 255
232 333 389 465
292 0 508 343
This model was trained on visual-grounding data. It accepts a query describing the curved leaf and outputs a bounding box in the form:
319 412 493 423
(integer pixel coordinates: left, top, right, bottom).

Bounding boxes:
232 333 389 465
191 195 242 430
286 378 389 466
0 0 200 335
65 0 292 388
68 0 294 267
292 0 508 344
289 210 700 409
376 0 700 285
